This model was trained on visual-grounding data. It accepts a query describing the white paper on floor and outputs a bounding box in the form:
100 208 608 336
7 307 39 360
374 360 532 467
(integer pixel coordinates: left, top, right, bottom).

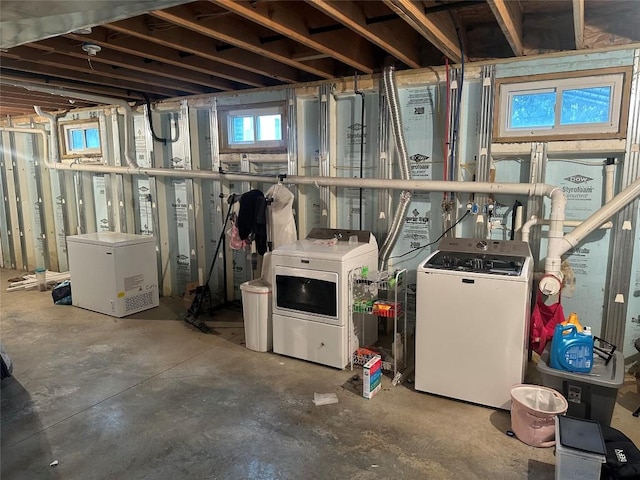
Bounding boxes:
313 392 339 406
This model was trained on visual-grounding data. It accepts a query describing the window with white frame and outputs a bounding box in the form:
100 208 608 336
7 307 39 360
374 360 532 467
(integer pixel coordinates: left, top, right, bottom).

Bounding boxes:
494 68 630 142
219 104 286 152
60 120 102 157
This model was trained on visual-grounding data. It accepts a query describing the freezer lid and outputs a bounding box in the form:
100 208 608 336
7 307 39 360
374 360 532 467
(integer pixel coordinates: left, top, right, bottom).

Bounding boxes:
66 232 156 246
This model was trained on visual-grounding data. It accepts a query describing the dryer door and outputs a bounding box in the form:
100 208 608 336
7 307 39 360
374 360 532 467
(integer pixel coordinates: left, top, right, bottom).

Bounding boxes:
273 265 340 325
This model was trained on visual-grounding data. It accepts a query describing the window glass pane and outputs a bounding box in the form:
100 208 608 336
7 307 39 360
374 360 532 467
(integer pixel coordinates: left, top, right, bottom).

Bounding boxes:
509 91 556 129
257 114 282 141
560 86 611 125
85 128 100 149
231 116 254 143
70 129 85 150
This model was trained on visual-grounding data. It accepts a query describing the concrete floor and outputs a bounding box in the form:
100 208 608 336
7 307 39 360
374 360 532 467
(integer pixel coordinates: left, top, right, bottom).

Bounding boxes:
1 269 639 480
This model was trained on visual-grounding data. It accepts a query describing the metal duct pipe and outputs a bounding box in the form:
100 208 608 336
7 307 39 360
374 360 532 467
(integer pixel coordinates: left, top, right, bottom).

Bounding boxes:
380 190 411 268
379 65 412 270
382 66 411 180
10 82 138 168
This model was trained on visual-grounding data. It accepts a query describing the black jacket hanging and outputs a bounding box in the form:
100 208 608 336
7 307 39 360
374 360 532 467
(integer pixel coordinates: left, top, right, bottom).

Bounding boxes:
237 189 268 255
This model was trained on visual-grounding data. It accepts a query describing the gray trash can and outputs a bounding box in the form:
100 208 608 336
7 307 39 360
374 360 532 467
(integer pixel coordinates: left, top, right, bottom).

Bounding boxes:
240 279 272 352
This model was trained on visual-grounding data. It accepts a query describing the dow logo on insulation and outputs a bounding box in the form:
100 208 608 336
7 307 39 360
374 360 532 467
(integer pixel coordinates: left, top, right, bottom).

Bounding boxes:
564 174 593 184
410 153 429 163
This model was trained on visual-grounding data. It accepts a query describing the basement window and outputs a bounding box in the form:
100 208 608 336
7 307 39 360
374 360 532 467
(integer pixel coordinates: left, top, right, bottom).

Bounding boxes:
60 120 102 157
219 104 286 152
494 68 630 142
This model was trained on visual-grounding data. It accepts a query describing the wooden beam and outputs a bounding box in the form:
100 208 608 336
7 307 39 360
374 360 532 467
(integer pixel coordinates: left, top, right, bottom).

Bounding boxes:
572 0 585 50
34 37 239 91
106 17 301 83
486 0 524 56
5 46 212 96
211 0 376 73
0 96 82 110
0 57 186 98
382 0 462 63
0 107 32 116
0 86 94 106
0 70 150 101
151 6 335 79
0 98 65 109
307 0 421 69
65 30 268 89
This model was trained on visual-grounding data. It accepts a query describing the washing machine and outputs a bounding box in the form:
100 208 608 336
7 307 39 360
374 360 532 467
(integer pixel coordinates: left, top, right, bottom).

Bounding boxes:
415 238 533 409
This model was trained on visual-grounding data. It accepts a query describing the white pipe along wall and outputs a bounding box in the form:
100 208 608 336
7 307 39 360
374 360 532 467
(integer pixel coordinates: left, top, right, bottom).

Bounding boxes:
520 162 615 243
5 82 139 168
4 96 640 296
0 122 567 294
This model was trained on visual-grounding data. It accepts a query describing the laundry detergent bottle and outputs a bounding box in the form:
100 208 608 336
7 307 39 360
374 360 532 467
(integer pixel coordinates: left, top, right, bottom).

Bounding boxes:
550 324 594 373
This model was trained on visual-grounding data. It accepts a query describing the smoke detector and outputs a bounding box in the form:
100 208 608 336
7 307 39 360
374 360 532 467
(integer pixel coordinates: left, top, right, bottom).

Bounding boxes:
81 43 101 56
72 27 93 35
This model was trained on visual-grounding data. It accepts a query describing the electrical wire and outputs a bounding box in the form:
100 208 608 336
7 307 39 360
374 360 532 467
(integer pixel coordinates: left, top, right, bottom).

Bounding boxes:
448 11 465 194
354 71 365 231
140 93 179 145
389 210 470 260
443 57 450 194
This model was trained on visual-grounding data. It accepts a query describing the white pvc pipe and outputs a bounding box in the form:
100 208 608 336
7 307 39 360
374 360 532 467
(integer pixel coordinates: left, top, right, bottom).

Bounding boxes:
514 204 523 234
33 106 59 163
605 163 615 202
0 126 569 294
522 160 617 294
16 84 138 168
1 127 48 168
521 217 613 243
555 175 640 257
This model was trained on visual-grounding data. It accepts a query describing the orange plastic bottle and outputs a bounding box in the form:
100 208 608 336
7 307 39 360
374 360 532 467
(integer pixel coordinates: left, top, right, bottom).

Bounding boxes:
561 312 584 334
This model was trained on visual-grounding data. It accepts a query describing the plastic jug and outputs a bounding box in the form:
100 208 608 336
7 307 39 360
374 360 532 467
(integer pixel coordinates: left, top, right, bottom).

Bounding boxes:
561 312 583 333
550 324 594 373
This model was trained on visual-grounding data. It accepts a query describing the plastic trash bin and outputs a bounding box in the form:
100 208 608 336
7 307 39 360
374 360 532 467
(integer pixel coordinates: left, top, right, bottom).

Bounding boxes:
240 279 272 352
537 349 624 426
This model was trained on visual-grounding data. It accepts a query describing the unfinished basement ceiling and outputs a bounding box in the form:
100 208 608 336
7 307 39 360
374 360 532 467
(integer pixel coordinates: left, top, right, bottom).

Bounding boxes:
1 0 639 117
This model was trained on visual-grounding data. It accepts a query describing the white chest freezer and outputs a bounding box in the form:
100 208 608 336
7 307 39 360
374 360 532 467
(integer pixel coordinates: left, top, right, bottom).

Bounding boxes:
67 232 159 317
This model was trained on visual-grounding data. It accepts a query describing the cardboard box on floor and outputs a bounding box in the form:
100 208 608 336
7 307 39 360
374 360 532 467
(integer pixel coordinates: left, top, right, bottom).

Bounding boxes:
183 281 200 308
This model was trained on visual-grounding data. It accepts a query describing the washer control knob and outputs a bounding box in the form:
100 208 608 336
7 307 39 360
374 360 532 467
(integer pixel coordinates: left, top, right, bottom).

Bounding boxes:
476 240 488 251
